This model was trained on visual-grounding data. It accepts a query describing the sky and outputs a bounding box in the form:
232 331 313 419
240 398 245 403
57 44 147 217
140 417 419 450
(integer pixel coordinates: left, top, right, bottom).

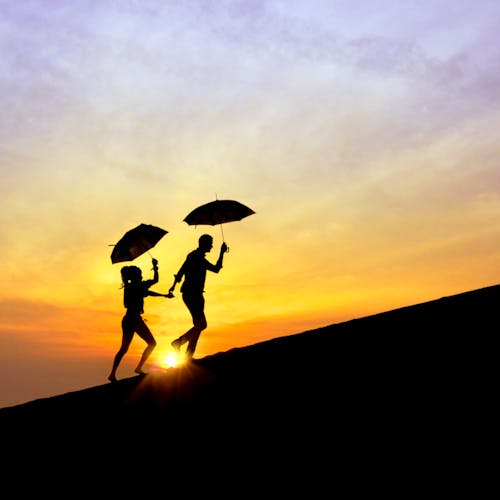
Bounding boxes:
1 0 499 408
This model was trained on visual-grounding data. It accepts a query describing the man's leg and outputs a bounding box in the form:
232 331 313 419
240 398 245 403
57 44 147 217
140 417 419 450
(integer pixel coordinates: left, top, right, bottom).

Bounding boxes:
186 328 201 358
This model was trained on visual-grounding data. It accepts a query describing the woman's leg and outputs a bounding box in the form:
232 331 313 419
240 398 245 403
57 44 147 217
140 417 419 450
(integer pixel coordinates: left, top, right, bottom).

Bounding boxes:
135 316 157 374
108 316 135 381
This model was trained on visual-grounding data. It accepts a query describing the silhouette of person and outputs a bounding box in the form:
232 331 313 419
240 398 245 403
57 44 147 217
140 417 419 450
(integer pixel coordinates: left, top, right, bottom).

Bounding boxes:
169 234 228 360
108 258 170 382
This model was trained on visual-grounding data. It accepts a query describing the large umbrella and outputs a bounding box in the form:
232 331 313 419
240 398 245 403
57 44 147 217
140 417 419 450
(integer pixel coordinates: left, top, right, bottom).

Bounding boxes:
183 199 255 245
110 223 167 264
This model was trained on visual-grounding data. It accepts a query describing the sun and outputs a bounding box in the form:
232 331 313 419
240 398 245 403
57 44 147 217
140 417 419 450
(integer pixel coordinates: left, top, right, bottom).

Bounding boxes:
162 352 185 368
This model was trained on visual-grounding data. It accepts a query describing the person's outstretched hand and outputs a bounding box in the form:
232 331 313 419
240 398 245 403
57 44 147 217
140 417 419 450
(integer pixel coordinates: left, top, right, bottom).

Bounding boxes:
221 242 229 253
152 258 158 268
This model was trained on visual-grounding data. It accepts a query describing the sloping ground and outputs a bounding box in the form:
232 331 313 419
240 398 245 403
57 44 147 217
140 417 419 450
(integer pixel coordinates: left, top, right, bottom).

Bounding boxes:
1 284 496 490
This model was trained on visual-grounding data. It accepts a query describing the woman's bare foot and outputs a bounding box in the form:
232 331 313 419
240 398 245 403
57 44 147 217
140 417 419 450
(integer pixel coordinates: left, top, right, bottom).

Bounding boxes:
108 375 117 383
134 368 146 375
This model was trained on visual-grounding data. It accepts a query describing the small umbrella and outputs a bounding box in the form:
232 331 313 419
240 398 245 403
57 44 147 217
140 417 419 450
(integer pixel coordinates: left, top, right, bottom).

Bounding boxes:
183 198 255 245
110 223 168 264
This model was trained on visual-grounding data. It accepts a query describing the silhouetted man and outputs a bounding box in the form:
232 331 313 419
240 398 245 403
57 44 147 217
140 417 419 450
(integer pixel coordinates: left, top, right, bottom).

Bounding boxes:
168 234 228 360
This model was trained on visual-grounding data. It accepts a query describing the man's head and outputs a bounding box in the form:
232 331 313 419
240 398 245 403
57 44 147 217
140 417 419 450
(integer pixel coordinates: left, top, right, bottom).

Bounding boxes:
198 234 213 252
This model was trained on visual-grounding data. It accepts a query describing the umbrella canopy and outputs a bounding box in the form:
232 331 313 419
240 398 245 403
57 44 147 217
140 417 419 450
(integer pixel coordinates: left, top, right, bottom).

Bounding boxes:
183 199 255 226
110 223 167 264
183 199 255 243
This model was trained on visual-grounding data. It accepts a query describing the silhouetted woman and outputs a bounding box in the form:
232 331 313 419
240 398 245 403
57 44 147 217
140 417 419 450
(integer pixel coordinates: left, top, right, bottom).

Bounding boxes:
108 258 169 382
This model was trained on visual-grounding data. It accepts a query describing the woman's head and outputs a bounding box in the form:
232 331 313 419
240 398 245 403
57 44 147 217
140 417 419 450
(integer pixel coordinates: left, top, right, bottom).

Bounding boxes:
120 265 142 284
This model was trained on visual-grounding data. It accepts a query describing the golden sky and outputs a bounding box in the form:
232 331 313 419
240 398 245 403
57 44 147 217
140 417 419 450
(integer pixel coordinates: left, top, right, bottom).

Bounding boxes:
1 0 499 407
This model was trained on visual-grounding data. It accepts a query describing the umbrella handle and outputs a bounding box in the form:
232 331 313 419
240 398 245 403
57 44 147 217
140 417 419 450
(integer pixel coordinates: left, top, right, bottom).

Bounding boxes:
219 224 230 252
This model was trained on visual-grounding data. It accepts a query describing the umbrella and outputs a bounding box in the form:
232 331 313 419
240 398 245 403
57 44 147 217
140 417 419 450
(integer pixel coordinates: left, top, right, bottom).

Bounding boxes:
110 223 168 264
183 199 255 244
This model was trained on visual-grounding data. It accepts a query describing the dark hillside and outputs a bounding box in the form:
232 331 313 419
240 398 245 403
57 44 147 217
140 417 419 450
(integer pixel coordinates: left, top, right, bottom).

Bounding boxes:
1 284 495 490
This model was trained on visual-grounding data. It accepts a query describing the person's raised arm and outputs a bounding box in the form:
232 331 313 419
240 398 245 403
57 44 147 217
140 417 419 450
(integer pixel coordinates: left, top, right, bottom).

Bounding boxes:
213 242 228 271
151 258 159 283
